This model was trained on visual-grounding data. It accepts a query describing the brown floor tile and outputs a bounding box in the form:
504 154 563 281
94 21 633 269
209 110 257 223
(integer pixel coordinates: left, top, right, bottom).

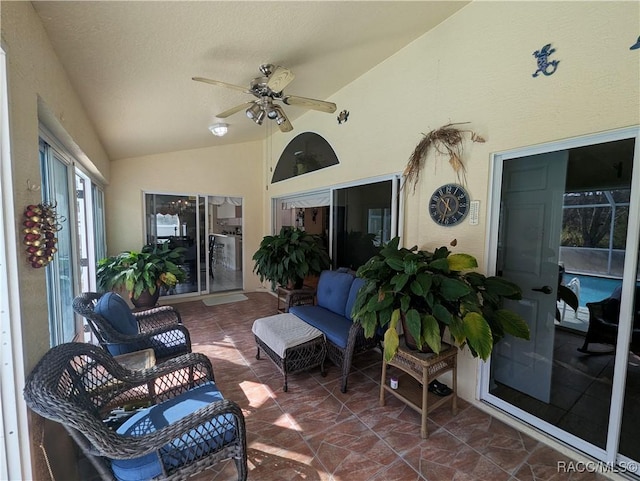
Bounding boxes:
141 293 595 481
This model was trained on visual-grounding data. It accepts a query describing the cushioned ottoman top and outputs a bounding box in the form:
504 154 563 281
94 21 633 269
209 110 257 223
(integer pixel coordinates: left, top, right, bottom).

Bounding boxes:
252 313 324 358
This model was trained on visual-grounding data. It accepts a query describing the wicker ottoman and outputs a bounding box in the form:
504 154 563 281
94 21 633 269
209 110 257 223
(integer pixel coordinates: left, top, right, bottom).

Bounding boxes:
252 313 326 392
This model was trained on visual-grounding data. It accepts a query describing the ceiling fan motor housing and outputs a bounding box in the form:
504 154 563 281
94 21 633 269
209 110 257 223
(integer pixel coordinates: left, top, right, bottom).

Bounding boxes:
193 63 335 133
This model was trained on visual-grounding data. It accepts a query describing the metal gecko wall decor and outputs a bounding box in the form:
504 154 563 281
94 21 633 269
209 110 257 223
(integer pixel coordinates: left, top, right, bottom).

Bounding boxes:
532 43 560 77
337 110 349 124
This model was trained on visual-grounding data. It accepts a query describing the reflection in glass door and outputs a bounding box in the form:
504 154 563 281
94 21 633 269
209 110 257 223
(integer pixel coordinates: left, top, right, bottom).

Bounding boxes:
144 193 200 296
144 193 244 297
483 131 640 469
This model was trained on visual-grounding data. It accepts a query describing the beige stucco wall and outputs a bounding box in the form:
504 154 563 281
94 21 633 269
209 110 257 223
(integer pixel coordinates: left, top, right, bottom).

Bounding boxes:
267 1 640 400
107 140 265 291
1 1 111 369
2 3 112 479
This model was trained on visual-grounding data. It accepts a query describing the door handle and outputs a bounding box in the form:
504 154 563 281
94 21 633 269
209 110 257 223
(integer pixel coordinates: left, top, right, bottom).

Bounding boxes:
532 285 553 294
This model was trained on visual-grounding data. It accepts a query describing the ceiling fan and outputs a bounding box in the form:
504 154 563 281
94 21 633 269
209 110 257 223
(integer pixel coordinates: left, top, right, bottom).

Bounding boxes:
193 64 337 133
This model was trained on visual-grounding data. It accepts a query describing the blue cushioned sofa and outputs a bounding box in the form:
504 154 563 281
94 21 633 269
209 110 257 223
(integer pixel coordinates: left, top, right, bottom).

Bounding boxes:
289 270 381 392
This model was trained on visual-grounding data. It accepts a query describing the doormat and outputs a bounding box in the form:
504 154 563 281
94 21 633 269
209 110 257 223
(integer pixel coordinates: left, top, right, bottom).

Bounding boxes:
202 293 248 307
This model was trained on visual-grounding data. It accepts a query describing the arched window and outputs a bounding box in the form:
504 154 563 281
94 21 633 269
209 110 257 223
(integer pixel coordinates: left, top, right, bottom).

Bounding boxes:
272 132 339 183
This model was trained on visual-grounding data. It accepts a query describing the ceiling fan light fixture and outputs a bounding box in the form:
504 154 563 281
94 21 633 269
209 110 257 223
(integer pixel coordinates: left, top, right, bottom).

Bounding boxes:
208 123 229 137
273 106 287 125
257 109 267 125
246 103 262 120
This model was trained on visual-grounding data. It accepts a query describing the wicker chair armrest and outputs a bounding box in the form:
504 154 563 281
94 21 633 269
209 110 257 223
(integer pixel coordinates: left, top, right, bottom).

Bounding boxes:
94 399 245 460
140 352 214 383
99 353 214 410
134 305 182 331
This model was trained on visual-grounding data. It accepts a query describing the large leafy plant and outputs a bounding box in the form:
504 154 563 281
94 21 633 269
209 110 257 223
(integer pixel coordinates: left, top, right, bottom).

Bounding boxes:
252 227 331 290
97 243 187 299
352 237 530 362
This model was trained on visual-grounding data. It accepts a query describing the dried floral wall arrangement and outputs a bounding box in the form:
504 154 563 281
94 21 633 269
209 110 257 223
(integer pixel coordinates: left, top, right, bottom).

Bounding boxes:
23 202 64 268
403 122 485 193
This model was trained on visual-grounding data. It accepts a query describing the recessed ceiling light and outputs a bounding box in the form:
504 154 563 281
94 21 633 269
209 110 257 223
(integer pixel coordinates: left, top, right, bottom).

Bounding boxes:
209 123 228 137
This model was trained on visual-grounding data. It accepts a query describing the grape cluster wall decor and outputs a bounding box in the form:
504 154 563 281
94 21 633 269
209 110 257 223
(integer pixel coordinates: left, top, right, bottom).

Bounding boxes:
22 202 64 268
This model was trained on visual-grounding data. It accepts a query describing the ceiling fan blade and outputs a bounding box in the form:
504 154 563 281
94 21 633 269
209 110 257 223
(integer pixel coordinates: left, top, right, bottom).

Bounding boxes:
216 102 254 119
282 95 337 114
267 66 295 93
192 77 252 94
276 110 293 132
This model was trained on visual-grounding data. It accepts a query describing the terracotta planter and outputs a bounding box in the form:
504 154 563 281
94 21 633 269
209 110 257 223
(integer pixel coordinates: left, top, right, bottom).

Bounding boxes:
131 288 160 308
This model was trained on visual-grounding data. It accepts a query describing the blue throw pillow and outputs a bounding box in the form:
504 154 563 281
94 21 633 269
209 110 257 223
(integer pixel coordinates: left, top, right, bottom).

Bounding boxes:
95 292 138 335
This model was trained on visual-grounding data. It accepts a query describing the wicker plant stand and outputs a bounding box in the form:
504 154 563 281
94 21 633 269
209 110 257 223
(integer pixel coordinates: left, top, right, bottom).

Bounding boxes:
380 341 458 438
252 313 326 392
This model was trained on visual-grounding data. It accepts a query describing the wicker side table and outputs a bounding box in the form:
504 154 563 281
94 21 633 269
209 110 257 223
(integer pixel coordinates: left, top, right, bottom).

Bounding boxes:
380 342 457 438
276 286 316 313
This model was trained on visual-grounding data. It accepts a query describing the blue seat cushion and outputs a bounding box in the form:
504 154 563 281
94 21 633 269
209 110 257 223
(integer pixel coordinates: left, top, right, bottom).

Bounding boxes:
345 277 365 322
112 381 236 481
105 330 187 358
290 305 353 349
95 292 138 335
316 271 354 316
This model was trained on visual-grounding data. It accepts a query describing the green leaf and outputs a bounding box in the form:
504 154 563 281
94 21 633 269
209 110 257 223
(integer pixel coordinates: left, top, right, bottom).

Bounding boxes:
447 253 478 271
439 277 472 301
383 327 399 363
415 272 433 294
447 316 466 345
462 312 493 360
421 314 441 354
410 279 424 296
391 273 410 291
429 258 449 272
485 277 523 299
493 309 530 340
385 257 405 271
404 309 422 348
432 302 453 324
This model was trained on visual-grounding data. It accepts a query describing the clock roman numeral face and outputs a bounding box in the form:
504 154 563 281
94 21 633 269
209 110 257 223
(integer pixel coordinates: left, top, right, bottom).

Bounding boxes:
428 184 470 226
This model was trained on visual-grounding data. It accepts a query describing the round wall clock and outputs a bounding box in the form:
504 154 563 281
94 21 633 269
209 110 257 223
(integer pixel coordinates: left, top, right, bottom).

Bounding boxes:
428 183 470 226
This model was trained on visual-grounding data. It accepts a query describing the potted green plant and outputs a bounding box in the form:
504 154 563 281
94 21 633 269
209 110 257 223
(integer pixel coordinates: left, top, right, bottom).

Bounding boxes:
96 243 187 307
252 227 331 290
352 237 530 362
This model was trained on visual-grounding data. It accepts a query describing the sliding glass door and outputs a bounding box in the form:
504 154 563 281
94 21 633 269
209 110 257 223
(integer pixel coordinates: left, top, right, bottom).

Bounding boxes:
483 128 640 470
144 193 244 297
332 180 397 270
40 135 106 346
272 175 401 274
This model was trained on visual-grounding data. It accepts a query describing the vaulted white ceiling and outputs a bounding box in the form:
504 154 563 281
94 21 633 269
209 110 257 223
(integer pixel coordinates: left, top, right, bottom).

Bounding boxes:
33 1 469 160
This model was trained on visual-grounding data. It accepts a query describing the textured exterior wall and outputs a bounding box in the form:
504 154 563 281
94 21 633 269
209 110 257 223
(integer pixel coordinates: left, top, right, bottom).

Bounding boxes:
267 1 640 401
107 140 265 291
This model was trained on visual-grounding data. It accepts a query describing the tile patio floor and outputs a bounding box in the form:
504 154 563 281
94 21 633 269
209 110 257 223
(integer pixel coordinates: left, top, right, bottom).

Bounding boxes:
167 292 607 481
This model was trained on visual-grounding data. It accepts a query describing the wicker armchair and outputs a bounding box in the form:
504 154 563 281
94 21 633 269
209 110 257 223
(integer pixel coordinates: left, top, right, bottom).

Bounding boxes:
73 292 192 362
23 342 247 481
